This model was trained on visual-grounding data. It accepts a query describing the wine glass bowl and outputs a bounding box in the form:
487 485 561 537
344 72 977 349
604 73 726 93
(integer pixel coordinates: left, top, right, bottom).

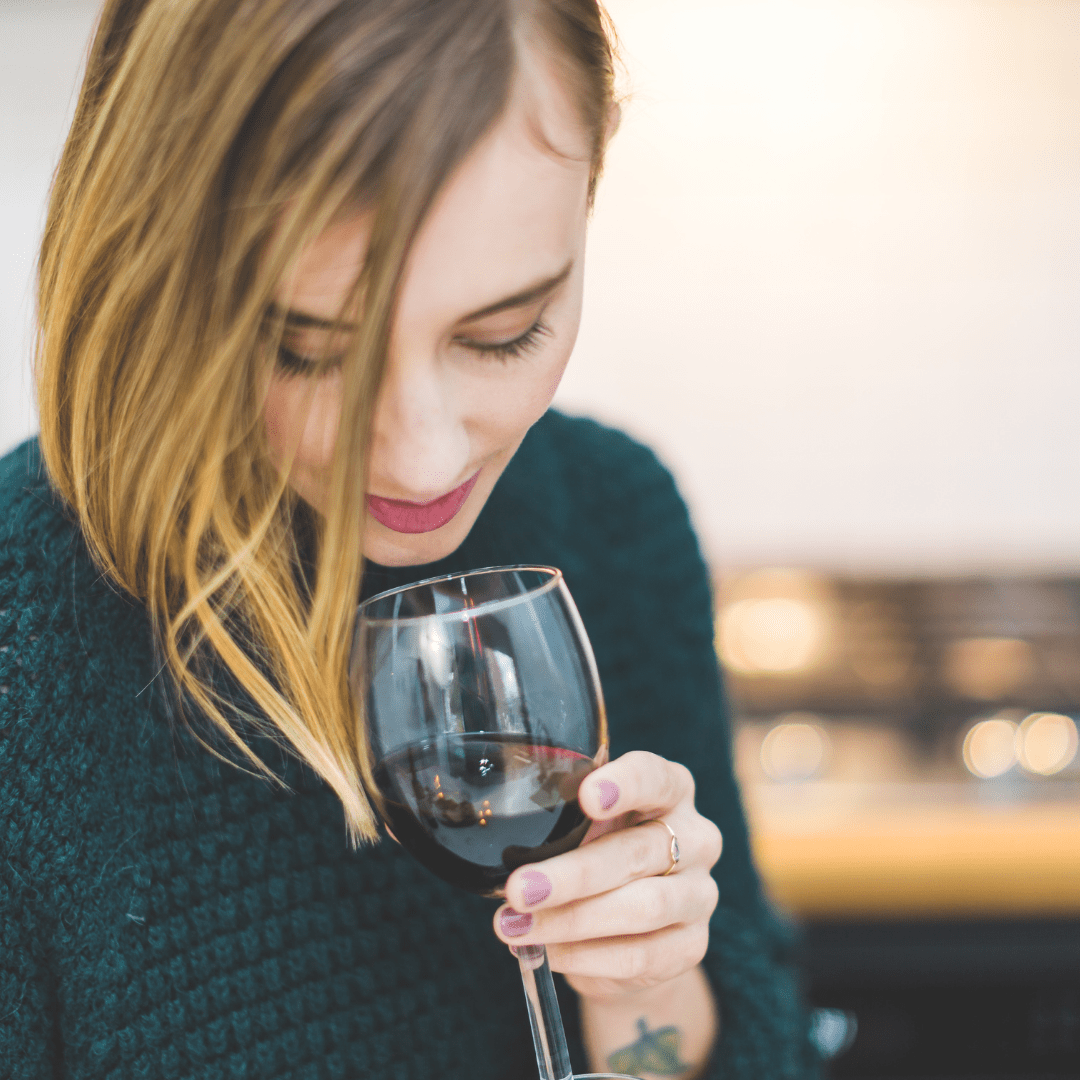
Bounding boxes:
354 566 608 897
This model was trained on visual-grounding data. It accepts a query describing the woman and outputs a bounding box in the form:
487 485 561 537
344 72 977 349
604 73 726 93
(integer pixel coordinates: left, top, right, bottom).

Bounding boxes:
0 0 817 1076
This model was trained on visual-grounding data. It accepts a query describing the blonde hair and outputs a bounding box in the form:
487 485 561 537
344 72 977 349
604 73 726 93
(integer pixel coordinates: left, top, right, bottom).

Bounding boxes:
36 0 616 842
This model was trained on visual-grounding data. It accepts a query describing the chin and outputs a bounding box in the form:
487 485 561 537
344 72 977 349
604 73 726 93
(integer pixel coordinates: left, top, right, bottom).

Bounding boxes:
363 517 476 568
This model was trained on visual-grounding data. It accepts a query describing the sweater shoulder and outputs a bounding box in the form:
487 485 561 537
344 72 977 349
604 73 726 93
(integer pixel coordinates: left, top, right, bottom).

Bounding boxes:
0 437 44 497
522 410 668 489
0 438 80 562
518 411 704 575
0 438 96 643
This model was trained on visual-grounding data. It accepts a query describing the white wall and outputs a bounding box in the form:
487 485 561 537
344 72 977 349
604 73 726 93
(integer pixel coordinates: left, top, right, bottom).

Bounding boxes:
3 0 1079 574
557 0 1080 573
0 1 98 456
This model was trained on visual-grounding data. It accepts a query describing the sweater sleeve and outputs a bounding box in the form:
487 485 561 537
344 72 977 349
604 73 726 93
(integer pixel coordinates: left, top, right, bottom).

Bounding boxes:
0 554 60 1078
558 422 820 1080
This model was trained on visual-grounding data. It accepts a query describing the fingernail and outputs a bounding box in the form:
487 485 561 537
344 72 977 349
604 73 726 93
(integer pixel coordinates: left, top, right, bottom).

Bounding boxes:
520 870 552 907
500 908 533 937
596 778 620 811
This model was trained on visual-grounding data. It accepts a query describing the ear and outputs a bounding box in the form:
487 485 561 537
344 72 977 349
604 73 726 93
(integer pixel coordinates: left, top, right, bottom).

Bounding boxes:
604 99 623 147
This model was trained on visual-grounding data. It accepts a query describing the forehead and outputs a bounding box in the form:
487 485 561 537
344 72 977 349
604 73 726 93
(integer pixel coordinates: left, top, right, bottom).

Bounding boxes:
279 59 593 324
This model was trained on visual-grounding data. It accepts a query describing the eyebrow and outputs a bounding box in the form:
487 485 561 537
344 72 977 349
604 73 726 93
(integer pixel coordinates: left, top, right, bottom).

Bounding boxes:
456 261 574 322
268 260 573 333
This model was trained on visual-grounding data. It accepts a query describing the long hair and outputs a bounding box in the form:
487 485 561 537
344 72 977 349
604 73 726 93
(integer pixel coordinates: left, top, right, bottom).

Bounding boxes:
35 0 616 842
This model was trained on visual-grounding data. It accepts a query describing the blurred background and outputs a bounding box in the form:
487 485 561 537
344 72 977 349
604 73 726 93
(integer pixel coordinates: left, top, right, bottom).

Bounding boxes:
3 0 1079 1076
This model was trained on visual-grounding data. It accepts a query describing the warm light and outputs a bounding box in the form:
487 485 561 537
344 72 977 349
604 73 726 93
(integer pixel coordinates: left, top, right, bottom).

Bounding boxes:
761 717 829 781
718 597 826 674
1017 713 1078 776
943 638 1034 701
962 718 1018 779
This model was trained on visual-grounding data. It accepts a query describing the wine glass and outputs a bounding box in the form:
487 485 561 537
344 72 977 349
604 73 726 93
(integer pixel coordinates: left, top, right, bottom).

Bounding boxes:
351 566 637 1080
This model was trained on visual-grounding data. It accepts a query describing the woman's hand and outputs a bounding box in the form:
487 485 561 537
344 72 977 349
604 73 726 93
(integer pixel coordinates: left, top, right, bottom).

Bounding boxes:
492 750 723 1003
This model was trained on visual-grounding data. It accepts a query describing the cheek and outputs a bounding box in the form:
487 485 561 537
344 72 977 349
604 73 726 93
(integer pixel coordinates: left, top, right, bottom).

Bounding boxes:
474 349 573 449
527 314 578 413
263 372 343 476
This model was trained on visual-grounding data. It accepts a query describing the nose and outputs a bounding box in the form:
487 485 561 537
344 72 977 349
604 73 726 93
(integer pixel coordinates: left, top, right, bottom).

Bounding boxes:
369 350 471 500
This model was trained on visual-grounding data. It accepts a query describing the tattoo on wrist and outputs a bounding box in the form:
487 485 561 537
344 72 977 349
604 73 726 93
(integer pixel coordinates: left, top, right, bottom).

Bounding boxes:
608 1017 691 1076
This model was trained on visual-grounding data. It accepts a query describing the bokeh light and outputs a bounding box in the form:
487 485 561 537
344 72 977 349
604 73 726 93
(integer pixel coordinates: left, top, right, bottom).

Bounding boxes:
761 716 830 781
718 597 827 674
962 717 1018 779
1016 712 1078 776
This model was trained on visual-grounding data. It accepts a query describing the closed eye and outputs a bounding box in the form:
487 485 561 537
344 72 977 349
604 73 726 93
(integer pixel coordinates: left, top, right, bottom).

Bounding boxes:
456 318 552 362
275 345 344 378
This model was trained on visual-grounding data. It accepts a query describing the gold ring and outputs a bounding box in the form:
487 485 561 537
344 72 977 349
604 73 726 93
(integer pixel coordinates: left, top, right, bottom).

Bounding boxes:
642 818 681 876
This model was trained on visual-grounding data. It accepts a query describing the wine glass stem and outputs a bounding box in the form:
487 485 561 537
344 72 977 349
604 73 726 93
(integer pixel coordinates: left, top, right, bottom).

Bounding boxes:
516 944 573 1080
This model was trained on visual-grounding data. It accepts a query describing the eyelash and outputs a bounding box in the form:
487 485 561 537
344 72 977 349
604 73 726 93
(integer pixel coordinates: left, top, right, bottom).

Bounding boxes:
459 318 552 362
273 317 553 375
274 346 341 378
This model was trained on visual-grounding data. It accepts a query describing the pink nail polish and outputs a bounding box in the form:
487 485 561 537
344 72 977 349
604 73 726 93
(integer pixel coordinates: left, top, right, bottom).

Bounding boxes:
520 870 552 907
500 908 533 937
596 778 620 811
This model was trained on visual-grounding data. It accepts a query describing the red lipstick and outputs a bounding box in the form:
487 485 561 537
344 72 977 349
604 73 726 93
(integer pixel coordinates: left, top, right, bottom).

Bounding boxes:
367 471 481 534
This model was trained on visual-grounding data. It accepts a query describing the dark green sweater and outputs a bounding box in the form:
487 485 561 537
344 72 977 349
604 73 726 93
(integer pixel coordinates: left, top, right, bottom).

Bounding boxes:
0 411 817 1079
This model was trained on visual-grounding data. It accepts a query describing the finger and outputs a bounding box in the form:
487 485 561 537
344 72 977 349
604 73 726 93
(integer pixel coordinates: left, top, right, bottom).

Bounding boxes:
577 750 695 820
495 870 719 947
505 814 721 911
545 922 711 988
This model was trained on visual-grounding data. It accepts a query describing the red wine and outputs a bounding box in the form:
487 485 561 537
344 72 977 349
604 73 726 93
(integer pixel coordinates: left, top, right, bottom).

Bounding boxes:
373 733 596 895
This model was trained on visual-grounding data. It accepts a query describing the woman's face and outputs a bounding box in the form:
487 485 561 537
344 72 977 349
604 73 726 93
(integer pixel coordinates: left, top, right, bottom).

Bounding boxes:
263 63 594 567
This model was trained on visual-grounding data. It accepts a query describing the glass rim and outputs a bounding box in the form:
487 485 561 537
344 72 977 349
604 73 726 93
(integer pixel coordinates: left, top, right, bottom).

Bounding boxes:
356 564 564 626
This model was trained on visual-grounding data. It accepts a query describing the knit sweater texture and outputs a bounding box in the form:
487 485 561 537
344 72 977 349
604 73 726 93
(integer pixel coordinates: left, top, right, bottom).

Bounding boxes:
0 411 818 1080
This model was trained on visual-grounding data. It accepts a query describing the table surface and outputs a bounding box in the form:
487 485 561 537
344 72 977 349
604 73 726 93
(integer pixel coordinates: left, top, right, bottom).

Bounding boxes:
744 780 1080 918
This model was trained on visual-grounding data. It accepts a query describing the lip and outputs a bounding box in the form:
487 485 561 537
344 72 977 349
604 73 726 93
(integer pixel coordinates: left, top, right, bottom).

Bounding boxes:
366 471 482 534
